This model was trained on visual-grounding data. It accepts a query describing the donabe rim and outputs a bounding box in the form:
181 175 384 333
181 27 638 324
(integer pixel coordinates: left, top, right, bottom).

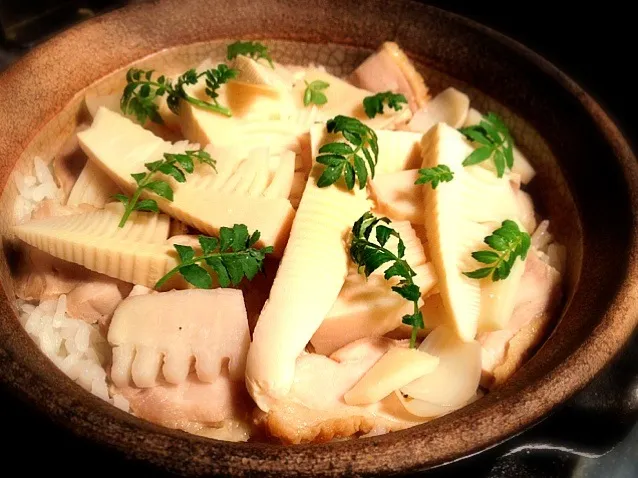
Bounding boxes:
0 0 636 476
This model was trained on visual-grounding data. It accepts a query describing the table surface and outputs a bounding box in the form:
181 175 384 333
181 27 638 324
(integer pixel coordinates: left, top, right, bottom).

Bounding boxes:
0 2 636 477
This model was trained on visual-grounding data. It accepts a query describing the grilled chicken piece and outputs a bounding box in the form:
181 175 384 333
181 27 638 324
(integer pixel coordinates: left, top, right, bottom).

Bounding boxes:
10 244 90 301
478 248 562 388
256 338 423 444
66 277 133 328
30 198 95 221
348 42 429 112
116 372 253 441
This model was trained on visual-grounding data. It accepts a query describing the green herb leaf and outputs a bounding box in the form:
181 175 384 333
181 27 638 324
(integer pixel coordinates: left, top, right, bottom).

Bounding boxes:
120 68 168 125
318 142 353 155
199 236 219 255
316 165 343 187
156 163 186 182
462 146 492 167
219 227 233 251
249 230 261 247
227 40 274 68
471 250 500 264
206 257 231 288
392 283 420 302
316 154 344 167
145 180 174 201
315 115 379 190
458 112 516 178
415 165 454 189
180 264 213 289
133 199 159 212
402 311 424 330
463 267 493 279
169 65 238 117
463 220 531 281
362 91 408 118
231 224 250 252
154 225 273 289
174 244 195 263
349 212 423 348
353 155 368 189
303 80 330 106
343 162 356 189
117 148 216 228
113 194 129 206
131 172 147 184
375 224 392 247
121 64 238 125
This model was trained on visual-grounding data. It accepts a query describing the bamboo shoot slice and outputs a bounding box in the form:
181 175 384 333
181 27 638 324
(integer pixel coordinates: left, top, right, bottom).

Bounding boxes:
293 68 411 129
408 87 470 133
66 161 120 208
12 206 177 288
108 289 249 387
245 127 372 411
309 124 422 177
399 326 481 408
370 169 423 224
344 347 439 406
422 123 524 341
78 108 295 256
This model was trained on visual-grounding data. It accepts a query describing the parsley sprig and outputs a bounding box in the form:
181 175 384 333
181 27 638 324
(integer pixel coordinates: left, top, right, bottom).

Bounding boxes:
316 115 379 190
155 225 273 289
458 112 515 178
303 80 329 106
415 165 454 189
464 220 531 281
120 65 238 124
363 91 408 118
114 149 216 228
349 212 424 348
227 41 274 68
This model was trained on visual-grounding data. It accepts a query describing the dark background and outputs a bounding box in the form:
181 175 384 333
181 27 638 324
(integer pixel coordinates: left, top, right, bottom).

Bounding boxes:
0 1 636 477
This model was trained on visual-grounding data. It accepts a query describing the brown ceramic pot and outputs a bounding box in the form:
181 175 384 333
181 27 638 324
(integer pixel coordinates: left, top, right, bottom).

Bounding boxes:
0 1 636 476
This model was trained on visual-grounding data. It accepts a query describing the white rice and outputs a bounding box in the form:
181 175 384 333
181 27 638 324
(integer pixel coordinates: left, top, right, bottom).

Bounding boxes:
531 220 566 274
13 156 62 222
13 156 129 412
17 295 129 412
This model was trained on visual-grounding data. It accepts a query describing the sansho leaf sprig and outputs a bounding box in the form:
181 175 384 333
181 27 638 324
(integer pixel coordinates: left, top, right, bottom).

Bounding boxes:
226 40 274 68
155 225 273 289
415 164 454 189
119 69 168 125
363 91 408 119
458 112 515 178
349 212 424 348
464 220 531 281
120 65 238 124
316 115 379 190
167 65 238 117
114 149 216 228
303 80 330 106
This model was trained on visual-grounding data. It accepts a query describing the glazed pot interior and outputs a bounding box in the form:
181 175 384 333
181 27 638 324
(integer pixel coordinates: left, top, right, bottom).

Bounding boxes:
0 1 636 476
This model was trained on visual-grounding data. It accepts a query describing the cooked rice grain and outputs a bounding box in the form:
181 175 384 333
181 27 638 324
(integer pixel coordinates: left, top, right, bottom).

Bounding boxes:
13 156 61 222
17 295 129 412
